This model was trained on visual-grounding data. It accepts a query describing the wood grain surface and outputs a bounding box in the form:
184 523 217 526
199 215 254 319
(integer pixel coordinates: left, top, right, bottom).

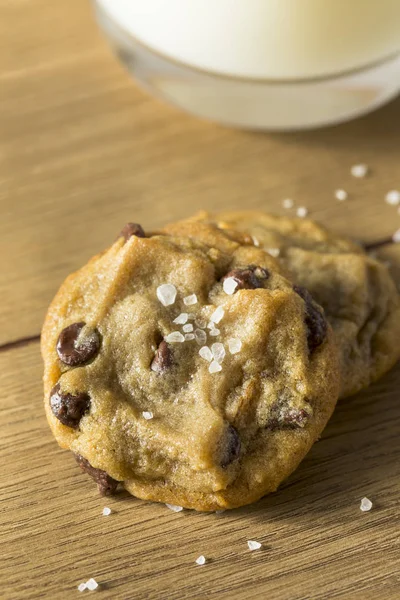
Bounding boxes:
1 2 399 598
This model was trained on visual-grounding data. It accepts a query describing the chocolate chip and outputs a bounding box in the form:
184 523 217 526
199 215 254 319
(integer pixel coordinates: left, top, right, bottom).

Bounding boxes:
151 340 173 373
267 405 310 430
119 222 145 241
57 322 101 367
50 383 90 428
74 454 119 496
294 285 327 353
220 425 241 468
223 265 270 290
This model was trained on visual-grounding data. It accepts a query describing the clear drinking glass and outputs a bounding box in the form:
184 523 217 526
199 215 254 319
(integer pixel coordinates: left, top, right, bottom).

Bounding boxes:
93 0 400 131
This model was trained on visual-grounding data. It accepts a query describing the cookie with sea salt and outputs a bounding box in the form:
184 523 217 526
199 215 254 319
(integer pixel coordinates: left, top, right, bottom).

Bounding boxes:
42 220 339 510
191 210 400 398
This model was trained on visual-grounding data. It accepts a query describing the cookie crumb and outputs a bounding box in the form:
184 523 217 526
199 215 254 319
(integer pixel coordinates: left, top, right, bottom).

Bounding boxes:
267 248 280 257
184 294 198 306
209 328 220 337
223 277 239 295
351 163 368 178
102 506 112 516
183 324 193 333
78 583 87 592
165 332 185 343
185 333 195 341
211 343 226 364
209 360 222 373
210 306 225 324
195 329 207 345
360 497 373 512
282 198 294 209
392 229 400 243
385 190 400 205
195 555 206 565
335 189 348 201
86 579 99 591
157 284 177 307
247 540 262 551
166 503 183 512
199 346 213 362
296 207 308 218
142 411 153 420
173 313 188 325
228 339 242 354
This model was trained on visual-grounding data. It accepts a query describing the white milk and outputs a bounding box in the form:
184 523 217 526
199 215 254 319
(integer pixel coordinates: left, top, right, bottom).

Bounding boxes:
96 0 400 80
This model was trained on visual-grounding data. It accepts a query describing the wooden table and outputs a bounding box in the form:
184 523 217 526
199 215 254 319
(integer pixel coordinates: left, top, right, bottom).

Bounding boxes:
1 2 399 598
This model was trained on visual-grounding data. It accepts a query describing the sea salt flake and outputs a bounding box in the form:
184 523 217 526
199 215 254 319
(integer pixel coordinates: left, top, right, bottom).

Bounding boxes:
166 503 183 512
173 313 188 325
199 346 213 362
351 163 368 178
393 229 400 243
267 248 280 257
184 294 198 306
195 329 207 345
360 497 373 512
165 332 185 343
228 338 242 354
142 411 153 420
185 333 195 341
223 277 238 295
385 190 400 205
183 324 193 333
209 360 222 373
211 343 225 363
102 506 112 516
195 555 206 566
156 284 177 306
335 189 348 201
282 198 294 209
210 306 225 323
78 583 87 592
209 328 220 337
247 540 262 551
86 579 99 591
296 206 308 218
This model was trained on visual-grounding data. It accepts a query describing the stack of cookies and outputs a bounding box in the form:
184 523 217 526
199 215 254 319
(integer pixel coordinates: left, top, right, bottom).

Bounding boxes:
42 212 400 511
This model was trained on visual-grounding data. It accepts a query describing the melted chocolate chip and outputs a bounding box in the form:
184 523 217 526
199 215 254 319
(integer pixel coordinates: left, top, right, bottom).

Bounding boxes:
74 454 119 496
119 222 145 241
223 265 270 290
57 322 101 367
151 340 173 373
293 285 327 353
50 383 90 428
267 405 310 430
220 425 241 468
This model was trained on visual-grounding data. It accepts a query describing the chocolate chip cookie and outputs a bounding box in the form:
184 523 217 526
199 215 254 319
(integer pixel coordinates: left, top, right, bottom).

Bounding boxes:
42 220 339 510
191 211 400 398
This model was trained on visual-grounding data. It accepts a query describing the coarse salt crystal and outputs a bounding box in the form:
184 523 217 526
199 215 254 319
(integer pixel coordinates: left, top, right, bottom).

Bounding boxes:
211 343 225 363
296 207 308 218
247 540 262 551
142 411 153 420
351 163 368 178
267 248 280 258
187 313 195 320
173 313 188 325
360 497 373 512
102 507 112 516
166 503 183 512
209 360 222 374
199 346 213 362
195 317 207 328
195 555 206 566
393 229 400 243
210 306 224 324
223 277 238 295
282 198 294 209
228 338 242 354
195 329 207 345
209 328 220 337
335 189 348 201
156 284 177 306
78 583 87 592
183 294 198 306
86 579 99 591
385 190 400 205
183 324 193 333
185 333 195 341
165 332 185 343
215 509 225 514
252 236 260 247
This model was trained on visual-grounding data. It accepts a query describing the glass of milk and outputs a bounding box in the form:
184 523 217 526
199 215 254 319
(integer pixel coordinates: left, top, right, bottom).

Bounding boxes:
94 0 400 130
